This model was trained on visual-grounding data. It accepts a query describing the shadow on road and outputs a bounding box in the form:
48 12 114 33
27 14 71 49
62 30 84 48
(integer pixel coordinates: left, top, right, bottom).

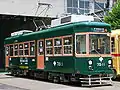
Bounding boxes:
0 74 16 79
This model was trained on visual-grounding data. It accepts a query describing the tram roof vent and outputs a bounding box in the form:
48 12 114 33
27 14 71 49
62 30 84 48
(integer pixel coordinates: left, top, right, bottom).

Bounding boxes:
11 30 33 36
51 15 94 27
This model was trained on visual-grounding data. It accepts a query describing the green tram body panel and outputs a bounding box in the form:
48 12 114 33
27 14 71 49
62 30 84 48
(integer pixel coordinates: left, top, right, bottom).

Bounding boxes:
9 57 36 70
44 57 112 75
4 21 112 76
9 56 113 75
45 57 112 75
75 57 112 75
44 56 75 73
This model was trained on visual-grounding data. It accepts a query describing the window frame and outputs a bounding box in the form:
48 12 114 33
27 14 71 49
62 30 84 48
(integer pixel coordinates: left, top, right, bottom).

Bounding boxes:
5 44 15 57
63 35 73 56
9 44 14 57
14 43 19 56
19 43 24 56
37 39 44 56
24 42 30 56
75 32 111 57
45 38 54 56
29 41 35 57
75 34 87 55
111 37 115 52
66 0 90 14
54 37 63 56
5 45 10 56
5 41 35 57
89 33 111 54
45 35 73 57
75 33 88 56
66 0 106 14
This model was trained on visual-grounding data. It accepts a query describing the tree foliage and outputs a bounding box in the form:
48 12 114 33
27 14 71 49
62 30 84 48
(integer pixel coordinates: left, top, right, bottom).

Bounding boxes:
104 1 120 29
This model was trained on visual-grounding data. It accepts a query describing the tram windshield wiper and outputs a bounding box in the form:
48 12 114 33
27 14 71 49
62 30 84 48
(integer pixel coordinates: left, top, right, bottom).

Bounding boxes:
91 42 101 56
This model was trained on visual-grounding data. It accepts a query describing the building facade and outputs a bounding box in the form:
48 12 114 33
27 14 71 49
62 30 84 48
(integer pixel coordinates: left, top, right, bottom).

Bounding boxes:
0 0 116 18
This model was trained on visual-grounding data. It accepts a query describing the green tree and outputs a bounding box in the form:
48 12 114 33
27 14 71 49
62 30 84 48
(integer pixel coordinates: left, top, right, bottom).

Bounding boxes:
104 1 120 29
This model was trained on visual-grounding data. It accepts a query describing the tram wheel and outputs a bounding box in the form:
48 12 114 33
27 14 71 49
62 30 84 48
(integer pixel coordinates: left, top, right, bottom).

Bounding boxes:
53 76 60 83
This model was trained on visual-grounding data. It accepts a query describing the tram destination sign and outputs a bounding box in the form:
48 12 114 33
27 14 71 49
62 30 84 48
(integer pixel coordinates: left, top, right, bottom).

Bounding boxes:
94 28 106 32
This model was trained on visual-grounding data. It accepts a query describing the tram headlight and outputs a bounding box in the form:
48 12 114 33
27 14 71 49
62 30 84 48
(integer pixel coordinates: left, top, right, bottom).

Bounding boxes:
108 59 112 65
108 59 112 68
9 58 11 61
88 60 93 70
88 60 93 65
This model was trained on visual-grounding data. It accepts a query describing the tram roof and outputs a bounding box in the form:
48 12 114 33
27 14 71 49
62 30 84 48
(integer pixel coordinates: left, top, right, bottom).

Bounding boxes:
5 21 111 43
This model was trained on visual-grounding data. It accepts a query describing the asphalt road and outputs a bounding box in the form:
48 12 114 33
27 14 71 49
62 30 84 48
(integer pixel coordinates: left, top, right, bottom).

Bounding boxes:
0 73 120 90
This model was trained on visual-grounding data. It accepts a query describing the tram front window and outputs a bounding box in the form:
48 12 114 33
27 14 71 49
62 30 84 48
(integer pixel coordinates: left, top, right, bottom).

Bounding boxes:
76 35 86 54
89 34 110 54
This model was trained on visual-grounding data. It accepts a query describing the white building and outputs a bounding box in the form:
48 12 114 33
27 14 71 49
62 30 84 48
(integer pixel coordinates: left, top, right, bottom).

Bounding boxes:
0 0 116 18
0 0 65 18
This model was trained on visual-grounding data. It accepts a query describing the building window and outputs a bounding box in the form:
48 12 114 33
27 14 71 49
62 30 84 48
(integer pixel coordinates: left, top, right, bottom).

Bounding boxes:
30 42 35 56
46 39 53 56
54 38 62 55
38 40 44 55
67 0 90 14
24 43 29 55
79 0 89 8
67 0 72 7
95 2 105 11
63 36 73 55
14 44 18 56
66 0 107 14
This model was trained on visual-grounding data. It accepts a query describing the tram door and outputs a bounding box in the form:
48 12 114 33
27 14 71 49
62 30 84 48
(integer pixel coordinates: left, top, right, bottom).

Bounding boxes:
5 45 10 68
37 40 44 69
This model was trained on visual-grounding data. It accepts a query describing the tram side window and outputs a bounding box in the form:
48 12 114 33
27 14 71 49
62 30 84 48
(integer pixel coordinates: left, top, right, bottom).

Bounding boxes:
54 38 62 55
76 35 86 54
38 41 44 55
19 44 23 55
5 46 9 56
30 42 35 55
10 45 13 56
111 37 115 52
24 43 29 55
14 44 18 56
46 39 53 55
63 36 73 54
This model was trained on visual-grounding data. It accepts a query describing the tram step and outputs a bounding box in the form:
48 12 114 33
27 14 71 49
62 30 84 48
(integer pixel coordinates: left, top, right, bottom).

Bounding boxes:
81 80 108 83
81 83 112 87
79 77 112 80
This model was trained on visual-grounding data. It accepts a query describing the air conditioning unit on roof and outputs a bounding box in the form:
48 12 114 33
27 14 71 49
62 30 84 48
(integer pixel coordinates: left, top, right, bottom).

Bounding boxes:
51 15 94 27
